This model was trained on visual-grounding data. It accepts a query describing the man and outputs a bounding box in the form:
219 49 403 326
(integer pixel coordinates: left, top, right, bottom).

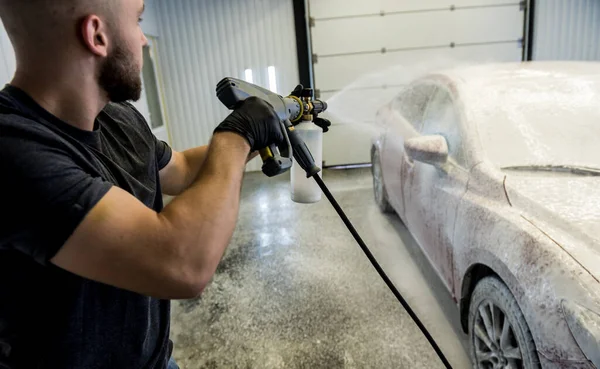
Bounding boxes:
0 0 285 368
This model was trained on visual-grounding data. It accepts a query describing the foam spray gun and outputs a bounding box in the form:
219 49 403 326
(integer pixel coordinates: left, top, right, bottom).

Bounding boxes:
216 78 453 369
216 78 326 203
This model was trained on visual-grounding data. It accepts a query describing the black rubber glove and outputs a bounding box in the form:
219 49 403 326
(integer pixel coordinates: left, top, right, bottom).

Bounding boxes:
214 97 284 152
289 84 332 133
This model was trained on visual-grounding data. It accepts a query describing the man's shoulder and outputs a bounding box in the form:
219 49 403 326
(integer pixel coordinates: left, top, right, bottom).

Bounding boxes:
0 93 73 162
103 101 136 114
0 94 53 137
101 102 154 135
102 102 146 125
0 88 26 121
0 116 66 162
99 102 158 152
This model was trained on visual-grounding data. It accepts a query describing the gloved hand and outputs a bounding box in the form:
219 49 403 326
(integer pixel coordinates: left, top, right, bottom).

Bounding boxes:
290 85 332 133
214 97 284 152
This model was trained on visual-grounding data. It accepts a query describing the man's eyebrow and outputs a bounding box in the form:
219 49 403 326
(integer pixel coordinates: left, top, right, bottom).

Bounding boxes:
139 3 146 15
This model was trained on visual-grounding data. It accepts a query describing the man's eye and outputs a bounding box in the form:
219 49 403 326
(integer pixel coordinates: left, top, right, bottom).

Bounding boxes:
138 17 144 23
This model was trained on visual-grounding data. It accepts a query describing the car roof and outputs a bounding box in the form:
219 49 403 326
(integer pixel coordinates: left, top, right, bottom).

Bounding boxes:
422 61 600 96
411 61 600 166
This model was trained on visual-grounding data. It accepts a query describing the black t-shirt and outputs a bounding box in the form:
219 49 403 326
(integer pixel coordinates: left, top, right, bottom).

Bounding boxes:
0 85 174 369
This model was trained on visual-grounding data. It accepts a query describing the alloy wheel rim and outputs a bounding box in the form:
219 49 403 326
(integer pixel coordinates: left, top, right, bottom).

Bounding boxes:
474 300 524 369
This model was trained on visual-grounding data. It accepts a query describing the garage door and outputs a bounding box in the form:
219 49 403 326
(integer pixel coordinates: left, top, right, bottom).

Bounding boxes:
309 0 525 166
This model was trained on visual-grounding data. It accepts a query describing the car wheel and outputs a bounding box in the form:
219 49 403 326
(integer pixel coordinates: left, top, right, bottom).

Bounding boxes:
371 148 394 214
469 276 540 369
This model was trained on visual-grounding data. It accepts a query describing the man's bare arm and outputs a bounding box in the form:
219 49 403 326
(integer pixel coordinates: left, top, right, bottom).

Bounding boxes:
159 146 208 196
160 147 259 196
52 132 249 299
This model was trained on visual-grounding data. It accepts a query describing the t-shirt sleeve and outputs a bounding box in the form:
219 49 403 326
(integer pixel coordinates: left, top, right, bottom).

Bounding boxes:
155 139 172 170
123 102 173 171
0 123 113 265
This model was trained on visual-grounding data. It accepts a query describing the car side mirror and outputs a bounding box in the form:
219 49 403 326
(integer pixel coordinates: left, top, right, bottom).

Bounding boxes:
404 135 448 167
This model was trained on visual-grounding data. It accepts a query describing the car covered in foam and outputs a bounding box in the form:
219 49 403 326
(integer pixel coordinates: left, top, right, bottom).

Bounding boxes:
371 62 600 368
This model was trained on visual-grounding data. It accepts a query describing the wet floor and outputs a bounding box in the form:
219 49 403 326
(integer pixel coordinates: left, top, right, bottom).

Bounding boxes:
169 168 470 369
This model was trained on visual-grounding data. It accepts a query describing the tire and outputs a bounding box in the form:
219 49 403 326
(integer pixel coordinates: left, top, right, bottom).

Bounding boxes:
468 276 540 369
371 148 394 214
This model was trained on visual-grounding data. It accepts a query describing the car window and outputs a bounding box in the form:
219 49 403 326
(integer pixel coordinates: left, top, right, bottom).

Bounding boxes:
421 88 467 167
392 83 437 131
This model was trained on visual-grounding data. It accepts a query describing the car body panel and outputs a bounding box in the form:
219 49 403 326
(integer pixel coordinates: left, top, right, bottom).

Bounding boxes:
505 173 600 281
401 83 475 291
454 162 600 362
376 82 438 216
402 158 469 292
377 110 411 215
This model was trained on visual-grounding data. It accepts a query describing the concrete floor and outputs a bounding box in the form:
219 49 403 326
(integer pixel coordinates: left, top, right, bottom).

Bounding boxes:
170 168 471 369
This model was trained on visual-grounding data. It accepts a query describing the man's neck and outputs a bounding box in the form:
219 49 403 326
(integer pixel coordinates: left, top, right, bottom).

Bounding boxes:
11 67 109 131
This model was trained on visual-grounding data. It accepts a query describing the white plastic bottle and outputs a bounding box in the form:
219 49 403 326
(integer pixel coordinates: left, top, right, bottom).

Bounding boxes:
291 121 323 203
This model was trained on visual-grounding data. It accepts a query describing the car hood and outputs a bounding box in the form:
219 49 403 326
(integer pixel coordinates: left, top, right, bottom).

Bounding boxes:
505 173 600 280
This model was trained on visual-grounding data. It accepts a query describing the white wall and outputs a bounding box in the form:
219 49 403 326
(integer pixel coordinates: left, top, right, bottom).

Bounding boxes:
533 0 600 60
1 3 169 143
1 1 300 173
132 0 172 143
0 20 16 86
141 0 161 38
0 1 161 91
153 0 300 171
0 0 159 86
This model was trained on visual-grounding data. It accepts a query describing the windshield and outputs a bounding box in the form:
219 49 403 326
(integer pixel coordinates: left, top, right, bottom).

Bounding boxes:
467 69 600 169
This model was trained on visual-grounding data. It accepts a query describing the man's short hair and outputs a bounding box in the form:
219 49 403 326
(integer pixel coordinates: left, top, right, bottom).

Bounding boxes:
0 0 116 54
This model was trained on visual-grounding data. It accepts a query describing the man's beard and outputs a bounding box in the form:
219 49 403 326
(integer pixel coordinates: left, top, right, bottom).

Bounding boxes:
98 44 142 103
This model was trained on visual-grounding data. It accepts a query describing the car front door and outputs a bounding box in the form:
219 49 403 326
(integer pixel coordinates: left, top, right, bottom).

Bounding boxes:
381 82 437 217
401 87 471 293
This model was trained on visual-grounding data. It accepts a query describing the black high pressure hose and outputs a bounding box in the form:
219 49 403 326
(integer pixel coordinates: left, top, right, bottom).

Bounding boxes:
312 174 454 369
215 77 454 368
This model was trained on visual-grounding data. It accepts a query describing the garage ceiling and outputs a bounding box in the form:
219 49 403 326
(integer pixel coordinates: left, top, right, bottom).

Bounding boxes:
309 0 526 166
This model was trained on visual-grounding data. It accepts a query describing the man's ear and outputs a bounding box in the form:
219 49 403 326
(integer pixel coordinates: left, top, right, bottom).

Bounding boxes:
80 15 109 57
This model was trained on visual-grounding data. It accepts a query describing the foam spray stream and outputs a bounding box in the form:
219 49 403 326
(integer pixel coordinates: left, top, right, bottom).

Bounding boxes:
217 75 454 368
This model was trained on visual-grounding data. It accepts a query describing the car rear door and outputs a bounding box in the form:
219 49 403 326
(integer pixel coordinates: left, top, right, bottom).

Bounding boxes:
401 87 471 292
381 82 437 216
